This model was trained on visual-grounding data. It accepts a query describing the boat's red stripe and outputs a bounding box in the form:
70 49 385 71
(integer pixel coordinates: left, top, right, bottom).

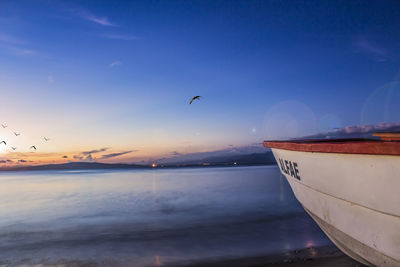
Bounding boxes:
263 141 400 155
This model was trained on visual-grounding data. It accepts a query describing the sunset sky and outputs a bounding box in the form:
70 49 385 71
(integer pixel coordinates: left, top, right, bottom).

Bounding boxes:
1 0 400 165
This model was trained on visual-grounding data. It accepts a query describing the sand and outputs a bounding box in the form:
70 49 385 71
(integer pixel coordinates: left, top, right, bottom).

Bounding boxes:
0 246 365 266
172 245 365 267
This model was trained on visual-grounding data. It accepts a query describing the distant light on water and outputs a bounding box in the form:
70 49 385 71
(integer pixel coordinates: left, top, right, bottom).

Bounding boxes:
305 240 315 248
154 255 162 266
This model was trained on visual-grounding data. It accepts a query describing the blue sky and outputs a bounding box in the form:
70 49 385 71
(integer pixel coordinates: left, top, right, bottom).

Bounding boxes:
0 0 399 163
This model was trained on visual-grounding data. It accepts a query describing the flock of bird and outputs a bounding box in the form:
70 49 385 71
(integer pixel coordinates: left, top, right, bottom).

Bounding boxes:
0 96 198 152
0 123 50 151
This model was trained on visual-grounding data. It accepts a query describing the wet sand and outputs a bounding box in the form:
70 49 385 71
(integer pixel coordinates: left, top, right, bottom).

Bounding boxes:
0 245 365 266
174 245 364 267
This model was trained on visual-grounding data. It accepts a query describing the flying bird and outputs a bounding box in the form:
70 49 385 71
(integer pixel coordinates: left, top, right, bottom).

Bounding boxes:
11 147 16 150
30 146 37 150
0 141 6 145
14 132 20 136
189 96 201 104
1 124 7 128
43 137 50 141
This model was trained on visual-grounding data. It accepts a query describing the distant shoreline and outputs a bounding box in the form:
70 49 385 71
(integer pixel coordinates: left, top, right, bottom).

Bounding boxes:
0 152 277 172
0 161 277 172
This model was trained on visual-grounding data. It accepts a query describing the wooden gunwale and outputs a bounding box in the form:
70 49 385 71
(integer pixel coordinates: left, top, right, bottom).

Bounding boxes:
263 139 400 156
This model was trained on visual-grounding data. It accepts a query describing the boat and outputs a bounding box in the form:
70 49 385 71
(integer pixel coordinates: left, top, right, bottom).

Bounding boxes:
263 133 400 266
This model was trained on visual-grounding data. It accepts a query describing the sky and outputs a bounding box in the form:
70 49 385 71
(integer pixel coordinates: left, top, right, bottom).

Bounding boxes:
0 0 400 165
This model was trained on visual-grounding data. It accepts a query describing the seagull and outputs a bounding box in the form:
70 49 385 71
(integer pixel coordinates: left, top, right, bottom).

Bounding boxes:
11 147 16 150
30 145 37 150
189 96 201 104
0 141 6 145
1 124 7 128
14 132 20 136
43 137 50 141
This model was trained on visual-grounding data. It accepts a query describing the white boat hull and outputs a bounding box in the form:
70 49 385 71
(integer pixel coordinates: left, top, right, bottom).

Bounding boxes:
270 148 400 266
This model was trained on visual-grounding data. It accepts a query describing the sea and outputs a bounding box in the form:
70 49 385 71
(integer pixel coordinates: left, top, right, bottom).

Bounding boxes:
0 166 332 266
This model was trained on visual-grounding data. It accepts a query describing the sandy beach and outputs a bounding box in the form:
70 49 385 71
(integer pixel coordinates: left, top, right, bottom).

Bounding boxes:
0 245 362 266
174 245 363 267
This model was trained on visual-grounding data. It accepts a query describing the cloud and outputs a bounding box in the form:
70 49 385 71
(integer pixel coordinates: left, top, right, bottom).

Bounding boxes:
18 159 32 163
355 37 387 62
2 45 36 56
109 61 121 68
68 6 117 27
0 32 22 44
72 147 110 161
171 151 182 156
81 147 109 155
48 76 54 83
73 154 95 161
341 122 400 134
84 14 116 26
0 32 35 57
62 155 68 158
100 150 135 159
304 121 400 139
101 34 140 41
17 49 35 55
60 2 117 26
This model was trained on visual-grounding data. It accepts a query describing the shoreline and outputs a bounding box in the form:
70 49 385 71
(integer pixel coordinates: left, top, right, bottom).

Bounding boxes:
169 245 364 267
0 162 276 172
0 246 364 266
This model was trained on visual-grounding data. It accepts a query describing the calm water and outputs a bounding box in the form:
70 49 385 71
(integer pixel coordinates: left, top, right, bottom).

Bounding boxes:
0 166 331 266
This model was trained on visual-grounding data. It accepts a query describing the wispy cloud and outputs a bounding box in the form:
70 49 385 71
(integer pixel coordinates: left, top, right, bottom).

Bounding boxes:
72 147 110 161
67 5 117 27
85 154 94 161
84 14 116 26
0 33 36 56
304 121 400 139
73 155 83 160
73 154 94 161
0 32 23 44
18 159 32 163
340 121 400 134
81 147 109 156
16 48 36 55
109 61 121 68
1 45 36 56
48 76 54 83
354 37 387 62
101 34 140 41
100 150 135 159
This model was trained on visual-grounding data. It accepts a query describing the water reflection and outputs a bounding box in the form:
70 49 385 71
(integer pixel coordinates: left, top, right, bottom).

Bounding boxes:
0 166 331 265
